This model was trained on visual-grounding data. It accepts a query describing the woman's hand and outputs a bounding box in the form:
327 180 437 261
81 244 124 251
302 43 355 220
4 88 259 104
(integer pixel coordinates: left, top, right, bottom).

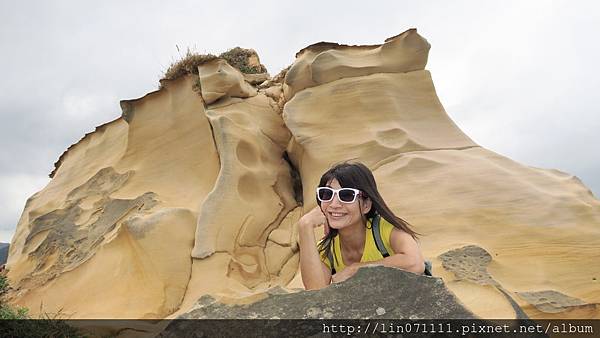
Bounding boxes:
298 206 327 231
332 262 381 283
297 206 332 290
331 264 360 283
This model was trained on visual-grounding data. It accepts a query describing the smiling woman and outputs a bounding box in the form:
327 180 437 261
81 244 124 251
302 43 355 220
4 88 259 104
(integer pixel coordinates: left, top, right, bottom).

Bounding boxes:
297 161 427 290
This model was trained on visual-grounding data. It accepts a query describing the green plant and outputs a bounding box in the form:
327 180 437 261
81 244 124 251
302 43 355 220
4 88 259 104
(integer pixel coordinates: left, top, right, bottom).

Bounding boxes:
0 275 30 320
218 47 267 74
0 274 8 296
0 275 85 337
0 303 29 319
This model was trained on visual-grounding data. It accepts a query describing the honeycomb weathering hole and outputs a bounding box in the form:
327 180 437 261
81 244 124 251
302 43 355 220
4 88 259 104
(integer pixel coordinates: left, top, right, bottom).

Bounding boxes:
236 140 259 168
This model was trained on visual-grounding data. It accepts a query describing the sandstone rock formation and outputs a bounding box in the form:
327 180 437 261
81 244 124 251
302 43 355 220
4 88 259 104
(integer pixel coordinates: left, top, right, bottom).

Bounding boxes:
5 29 600 321
197 59 257 104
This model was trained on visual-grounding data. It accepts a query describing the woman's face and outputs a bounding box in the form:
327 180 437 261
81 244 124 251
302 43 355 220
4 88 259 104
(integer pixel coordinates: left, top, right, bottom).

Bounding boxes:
320 178 371 230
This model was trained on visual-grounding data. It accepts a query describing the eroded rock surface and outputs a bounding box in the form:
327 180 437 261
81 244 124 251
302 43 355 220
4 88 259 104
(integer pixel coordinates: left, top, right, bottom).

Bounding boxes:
7 76 219 318
191 92 299 289
198 59 257 104
517 290 589 313
439 245 497 286
283 28 430 100
20 167 158 290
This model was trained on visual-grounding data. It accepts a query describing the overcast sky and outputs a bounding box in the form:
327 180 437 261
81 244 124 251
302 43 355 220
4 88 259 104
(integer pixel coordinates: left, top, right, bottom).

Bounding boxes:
1 1 598 243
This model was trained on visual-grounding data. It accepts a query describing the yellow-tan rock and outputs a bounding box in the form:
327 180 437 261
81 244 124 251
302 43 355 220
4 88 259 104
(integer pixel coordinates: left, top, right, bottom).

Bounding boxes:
7 76 220 318
283 28 430 100
198 59 257 104
191 92 298 289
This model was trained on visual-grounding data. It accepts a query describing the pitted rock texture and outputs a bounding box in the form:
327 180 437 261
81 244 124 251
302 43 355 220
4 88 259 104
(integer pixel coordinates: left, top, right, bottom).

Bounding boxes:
439 245 497 286
191 93 298 289
517 290 596 314
438 245 529 319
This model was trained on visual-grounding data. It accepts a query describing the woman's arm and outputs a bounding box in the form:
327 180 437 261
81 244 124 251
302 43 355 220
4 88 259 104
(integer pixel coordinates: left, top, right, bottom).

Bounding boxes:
297 207 332 290
386 228 425 273
331 228 424 283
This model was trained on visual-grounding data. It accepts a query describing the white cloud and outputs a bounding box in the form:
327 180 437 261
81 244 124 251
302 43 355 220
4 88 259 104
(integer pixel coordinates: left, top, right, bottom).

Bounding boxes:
62 90 119 121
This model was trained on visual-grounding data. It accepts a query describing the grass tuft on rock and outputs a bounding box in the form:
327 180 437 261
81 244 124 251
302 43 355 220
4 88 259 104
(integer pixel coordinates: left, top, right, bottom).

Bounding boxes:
160 47 267 89
218 47 267 74
162 49 218 83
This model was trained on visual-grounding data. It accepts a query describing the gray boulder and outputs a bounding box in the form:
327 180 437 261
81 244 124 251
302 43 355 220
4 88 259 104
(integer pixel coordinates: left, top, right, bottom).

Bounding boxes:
157 266 479 337
180 266 476 319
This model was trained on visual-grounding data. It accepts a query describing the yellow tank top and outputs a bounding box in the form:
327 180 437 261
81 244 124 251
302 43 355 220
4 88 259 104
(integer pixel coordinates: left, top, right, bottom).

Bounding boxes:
320 217 396 273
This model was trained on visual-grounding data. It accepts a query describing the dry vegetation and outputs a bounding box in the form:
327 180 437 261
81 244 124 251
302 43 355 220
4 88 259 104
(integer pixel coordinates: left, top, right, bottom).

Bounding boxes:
160 47 267 89
161 50 217 88
219 47 267 74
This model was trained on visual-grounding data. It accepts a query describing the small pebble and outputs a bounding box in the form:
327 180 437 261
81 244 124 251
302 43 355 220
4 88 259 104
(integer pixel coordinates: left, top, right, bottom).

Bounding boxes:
376 307 386 316
306 307 321 317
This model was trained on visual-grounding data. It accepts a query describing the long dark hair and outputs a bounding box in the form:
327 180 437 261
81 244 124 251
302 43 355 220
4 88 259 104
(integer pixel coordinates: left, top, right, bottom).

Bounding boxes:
316 161 419 263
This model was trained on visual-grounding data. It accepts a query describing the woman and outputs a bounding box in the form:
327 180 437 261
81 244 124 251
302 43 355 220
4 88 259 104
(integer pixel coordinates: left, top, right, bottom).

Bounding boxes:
297 162 425 290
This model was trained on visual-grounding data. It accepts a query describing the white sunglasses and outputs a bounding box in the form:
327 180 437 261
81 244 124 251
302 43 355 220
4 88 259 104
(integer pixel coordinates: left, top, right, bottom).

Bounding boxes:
316 187 362 203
